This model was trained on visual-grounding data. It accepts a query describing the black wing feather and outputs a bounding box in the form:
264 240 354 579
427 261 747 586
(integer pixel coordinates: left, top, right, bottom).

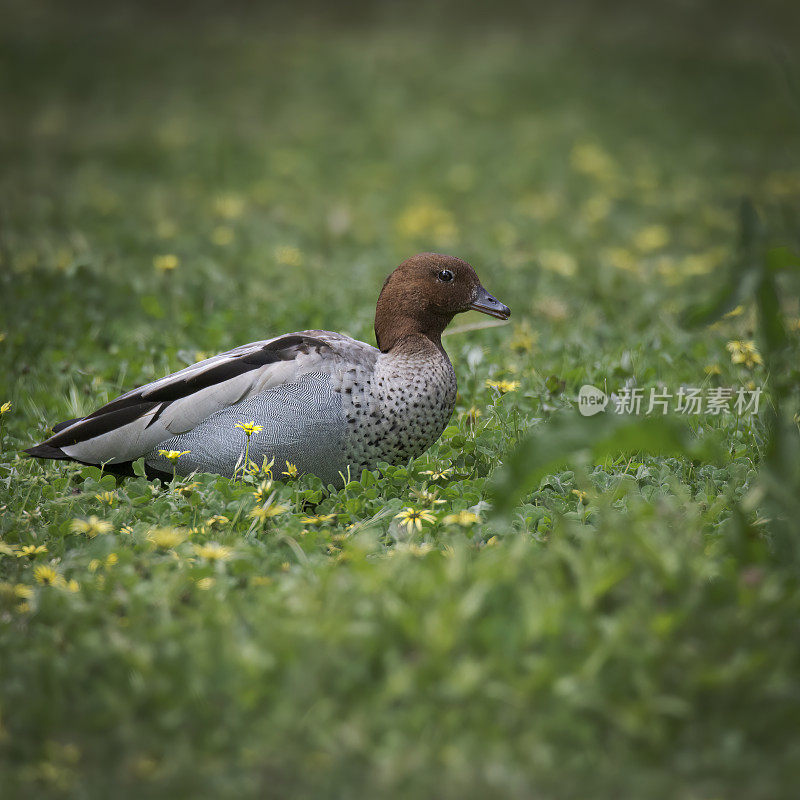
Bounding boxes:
27 334 332 455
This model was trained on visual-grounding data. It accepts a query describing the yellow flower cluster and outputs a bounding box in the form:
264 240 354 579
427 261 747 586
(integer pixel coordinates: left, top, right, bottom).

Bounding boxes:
32 565 78 592
726 340 762 370
15 544 48 558
70 516 113 538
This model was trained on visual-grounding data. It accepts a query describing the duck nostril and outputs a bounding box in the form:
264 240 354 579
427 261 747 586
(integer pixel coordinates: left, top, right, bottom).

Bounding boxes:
468 286 511 320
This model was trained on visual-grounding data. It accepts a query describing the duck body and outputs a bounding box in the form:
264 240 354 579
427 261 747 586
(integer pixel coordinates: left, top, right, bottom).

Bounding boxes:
146 330 456 484
26 253 508 485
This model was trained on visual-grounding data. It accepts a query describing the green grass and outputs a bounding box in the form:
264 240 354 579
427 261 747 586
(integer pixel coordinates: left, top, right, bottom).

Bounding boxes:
2 3 800 797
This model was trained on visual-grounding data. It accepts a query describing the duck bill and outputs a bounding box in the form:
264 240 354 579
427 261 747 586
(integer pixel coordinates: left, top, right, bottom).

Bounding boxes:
469 286 511 320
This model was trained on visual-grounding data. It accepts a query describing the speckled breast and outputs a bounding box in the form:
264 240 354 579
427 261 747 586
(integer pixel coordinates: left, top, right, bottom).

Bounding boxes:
340 343 457 476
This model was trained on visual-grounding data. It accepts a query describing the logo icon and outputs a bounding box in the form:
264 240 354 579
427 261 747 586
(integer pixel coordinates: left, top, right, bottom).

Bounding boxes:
578 384 608 416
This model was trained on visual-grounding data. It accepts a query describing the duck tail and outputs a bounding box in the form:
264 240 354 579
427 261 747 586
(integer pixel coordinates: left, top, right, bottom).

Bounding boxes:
24 442 71 460
24 417 84 460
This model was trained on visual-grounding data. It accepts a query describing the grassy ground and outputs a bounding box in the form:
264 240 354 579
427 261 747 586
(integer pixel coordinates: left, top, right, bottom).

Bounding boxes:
2 2 800 797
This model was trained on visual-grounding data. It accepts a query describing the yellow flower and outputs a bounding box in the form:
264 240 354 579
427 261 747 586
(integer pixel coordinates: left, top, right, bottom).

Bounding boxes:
421 467 453 481
704 363 722 376
299 513 337 526
196 576 215 590
442 510 480 526
726 340 763 369
394 507 436 531
157 449 190 463
235 421 263 437
0 401 11 415
147 527 187 549
194 542 232 561
153 254 179 272
572 489 589 505
570 142 617 183
581 194 612 224
105 553 118 567
64 579 80 593
281 461 298 479
510 324 536 354
34 565 62 586
95 491 116 505
462 406 481 425
206 515 229 528
410 488 447 505
633 224 670 253
518 191 561 221
486 379 520 394
70 516 113 538
603 247 638 273
211 225 234 246
252 479 274 502
396 200 457 243
15 544 48 558
249 503 288 522
393 542 435 557
539 250 577 278
252 456 275 477
1 582 35 602
214 193 245 219
274 245 303 267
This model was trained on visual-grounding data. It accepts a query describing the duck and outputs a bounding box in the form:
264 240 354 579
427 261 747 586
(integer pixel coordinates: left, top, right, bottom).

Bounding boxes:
25 253 510 485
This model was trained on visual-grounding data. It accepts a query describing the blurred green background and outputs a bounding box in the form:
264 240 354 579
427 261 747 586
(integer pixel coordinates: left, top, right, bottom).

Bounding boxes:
1 1 800 798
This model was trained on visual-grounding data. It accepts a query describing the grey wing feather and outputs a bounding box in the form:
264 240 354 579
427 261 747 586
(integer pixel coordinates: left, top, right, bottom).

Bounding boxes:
34 331 378 465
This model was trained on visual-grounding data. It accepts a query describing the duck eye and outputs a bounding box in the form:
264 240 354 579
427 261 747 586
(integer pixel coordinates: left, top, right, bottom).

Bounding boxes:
437 269 454 283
